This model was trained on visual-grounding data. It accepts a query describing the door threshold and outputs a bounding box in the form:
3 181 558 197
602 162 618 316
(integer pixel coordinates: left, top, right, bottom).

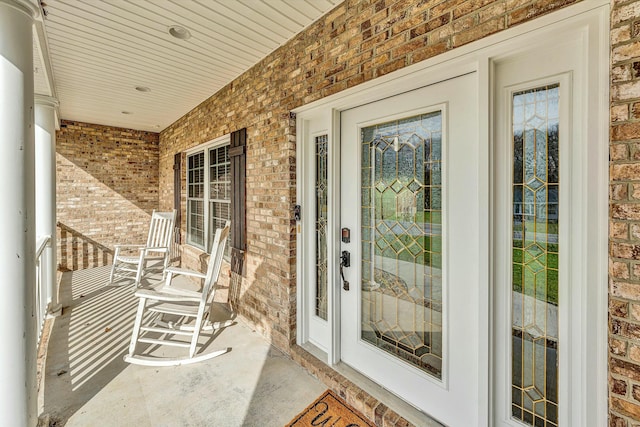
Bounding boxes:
294 343 444 427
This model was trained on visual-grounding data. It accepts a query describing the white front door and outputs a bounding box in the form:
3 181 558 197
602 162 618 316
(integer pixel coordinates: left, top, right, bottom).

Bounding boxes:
339 72 483 426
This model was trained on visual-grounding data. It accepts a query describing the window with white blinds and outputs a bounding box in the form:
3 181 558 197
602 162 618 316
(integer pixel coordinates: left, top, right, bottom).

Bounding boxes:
186 137 231 257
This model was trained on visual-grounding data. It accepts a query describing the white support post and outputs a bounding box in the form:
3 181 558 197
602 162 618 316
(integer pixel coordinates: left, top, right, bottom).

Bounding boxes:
0 0 40 426
35 95 60 316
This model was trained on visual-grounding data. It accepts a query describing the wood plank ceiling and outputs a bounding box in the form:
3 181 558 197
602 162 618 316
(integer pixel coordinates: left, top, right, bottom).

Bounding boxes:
38 0 341 132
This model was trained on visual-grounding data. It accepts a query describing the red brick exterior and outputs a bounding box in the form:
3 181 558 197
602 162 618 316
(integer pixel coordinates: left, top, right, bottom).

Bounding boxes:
56 120 159 271
609 0 640 425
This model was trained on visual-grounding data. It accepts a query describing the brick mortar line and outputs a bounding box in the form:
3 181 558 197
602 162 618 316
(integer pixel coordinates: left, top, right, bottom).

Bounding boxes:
611 312 640 322
610 279 640 286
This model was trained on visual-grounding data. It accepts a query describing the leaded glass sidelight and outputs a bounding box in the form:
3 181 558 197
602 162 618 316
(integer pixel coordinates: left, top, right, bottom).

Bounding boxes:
361 112 443 379
511 84 559 427
316 135 328 320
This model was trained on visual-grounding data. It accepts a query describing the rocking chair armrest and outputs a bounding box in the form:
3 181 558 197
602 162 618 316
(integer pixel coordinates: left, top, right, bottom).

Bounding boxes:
165 267 206 279
113 244 145 249
139 246 169 252
134 289 201 303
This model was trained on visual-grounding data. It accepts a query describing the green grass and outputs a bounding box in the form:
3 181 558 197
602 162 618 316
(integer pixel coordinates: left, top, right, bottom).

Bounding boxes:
512 242 558 305
515 220 559 235
414 211 442 224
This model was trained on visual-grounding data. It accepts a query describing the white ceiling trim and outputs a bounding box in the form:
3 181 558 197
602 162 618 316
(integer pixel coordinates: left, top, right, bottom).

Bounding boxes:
35 0 342 132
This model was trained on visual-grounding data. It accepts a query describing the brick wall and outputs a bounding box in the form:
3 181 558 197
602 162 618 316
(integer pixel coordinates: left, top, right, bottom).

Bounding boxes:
159 0 582 352
56 120 159 271
609 0 640 425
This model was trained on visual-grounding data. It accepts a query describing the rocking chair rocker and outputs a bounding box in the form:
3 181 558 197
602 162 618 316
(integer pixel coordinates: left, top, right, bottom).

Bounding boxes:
123 221 232 366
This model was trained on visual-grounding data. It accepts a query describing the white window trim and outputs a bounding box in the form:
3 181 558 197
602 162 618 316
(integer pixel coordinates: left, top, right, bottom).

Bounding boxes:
185 134 231 253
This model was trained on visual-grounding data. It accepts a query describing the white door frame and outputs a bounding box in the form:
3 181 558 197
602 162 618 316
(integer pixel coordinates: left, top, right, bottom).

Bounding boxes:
294 2 608 425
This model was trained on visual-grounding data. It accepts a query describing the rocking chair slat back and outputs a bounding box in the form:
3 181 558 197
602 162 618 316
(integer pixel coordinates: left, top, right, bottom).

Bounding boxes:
147 210 175 248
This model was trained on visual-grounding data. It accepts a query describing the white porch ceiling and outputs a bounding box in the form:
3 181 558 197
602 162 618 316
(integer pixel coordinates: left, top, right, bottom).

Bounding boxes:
36 0 341 132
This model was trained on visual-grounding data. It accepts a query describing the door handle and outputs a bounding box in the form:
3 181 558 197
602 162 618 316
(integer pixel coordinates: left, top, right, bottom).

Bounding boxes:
340 251 350 291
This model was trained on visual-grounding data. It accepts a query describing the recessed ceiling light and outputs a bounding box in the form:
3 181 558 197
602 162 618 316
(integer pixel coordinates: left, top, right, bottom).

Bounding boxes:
121 111 133 115
135 86 151 92
169 25 191 40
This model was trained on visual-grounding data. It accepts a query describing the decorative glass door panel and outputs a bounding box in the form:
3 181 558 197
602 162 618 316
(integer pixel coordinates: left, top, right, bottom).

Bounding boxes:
340 73 482 426
511 85 559 426
360 112 443 379
316 135 329 320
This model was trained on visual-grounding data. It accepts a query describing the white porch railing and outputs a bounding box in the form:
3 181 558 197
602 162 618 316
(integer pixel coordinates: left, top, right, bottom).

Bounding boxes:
35 235 52 345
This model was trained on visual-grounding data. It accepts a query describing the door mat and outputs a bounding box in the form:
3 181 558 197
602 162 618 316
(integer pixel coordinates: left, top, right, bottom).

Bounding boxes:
286 389 375 427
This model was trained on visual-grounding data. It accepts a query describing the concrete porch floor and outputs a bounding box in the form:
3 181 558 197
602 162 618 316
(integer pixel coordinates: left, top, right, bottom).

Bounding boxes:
39 265 325 427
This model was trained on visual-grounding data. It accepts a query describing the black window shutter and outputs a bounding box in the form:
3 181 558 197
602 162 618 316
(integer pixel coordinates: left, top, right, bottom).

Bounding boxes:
173 152 182 244
230 128 247 274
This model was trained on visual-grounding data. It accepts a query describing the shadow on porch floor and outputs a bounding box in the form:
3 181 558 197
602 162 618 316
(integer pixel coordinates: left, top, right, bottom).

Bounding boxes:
38 265 325 426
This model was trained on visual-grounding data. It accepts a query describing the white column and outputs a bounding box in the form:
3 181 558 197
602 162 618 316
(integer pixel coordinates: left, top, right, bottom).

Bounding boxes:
0 1 40 426
35 95 60 315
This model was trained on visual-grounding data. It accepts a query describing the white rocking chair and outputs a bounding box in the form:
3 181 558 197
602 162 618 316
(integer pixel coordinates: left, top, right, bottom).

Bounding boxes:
109 210 176 286
123 222 232 366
